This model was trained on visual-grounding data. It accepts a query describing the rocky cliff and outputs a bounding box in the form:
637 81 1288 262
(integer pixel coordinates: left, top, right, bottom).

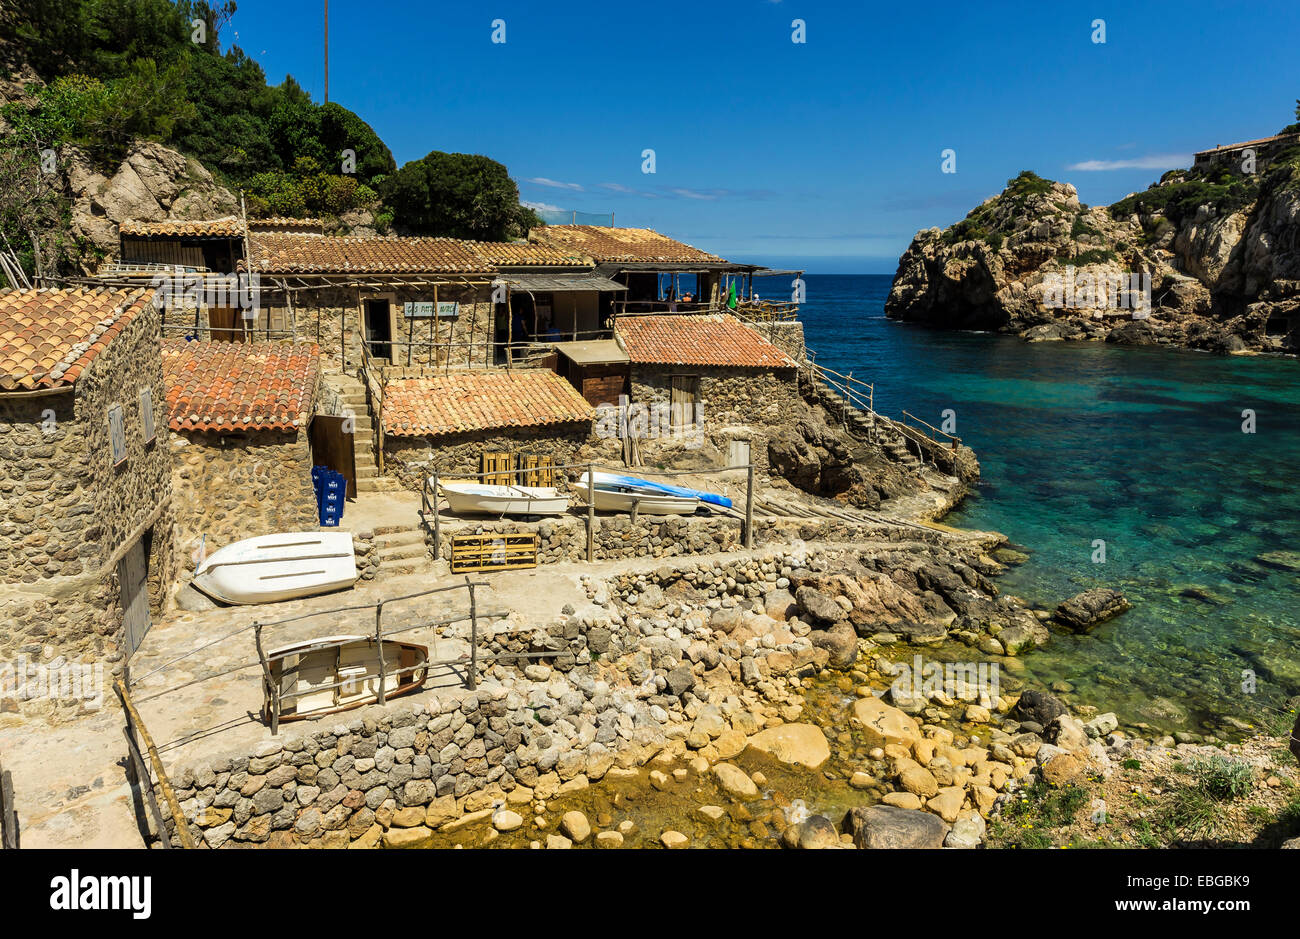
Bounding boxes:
886 148 1300 354
63 140 239 267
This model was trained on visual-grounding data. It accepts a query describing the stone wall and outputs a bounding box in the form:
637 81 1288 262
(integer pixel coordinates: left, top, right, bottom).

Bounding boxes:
434 513 746 564
384 424 593 491
255 284 496 373
630 365 800 474
741 320 806 363
0 300 176 670
169 428 320 574
165 545 834 848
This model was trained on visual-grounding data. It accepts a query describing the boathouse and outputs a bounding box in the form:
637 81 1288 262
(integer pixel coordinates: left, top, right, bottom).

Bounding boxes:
380 369 596 489
161 339 322 566
612 313 800 471
0 287 176 671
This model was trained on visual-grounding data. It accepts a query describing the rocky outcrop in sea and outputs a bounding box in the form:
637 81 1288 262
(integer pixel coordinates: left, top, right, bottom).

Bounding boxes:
885 138 1300 354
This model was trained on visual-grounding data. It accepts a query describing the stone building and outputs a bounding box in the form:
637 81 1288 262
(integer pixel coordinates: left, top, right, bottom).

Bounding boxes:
380 369 595 489
0 287 176 671
1192 131 1300 171
612 313 801 472
161 338 321 569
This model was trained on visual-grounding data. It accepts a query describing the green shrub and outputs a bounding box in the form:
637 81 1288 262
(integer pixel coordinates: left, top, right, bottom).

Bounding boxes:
1186 755 1255 800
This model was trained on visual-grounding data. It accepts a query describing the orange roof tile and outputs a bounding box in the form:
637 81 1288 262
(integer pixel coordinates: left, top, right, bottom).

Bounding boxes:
382 369 594 438
246 232 587 275
1195 131 1300 156
120 217 245 238
531 225 726 264
0 287 155 391
248 217 324 230
161 339 320 433
615 314 797 368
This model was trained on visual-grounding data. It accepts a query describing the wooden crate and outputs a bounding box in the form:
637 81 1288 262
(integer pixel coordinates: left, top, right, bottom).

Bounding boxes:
450 533 539 573
480 452 514 486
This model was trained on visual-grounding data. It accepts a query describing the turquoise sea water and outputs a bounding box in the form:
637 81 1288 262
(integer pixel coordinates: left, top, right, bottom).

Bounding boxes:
797 274 1300 736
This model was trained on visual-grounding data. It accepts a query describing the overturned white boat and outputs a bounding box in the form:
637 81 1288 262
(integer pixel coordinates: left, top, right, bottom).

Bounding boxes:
437 480 569 517
571 470 701 515
192 531 358 605
263 634 428 723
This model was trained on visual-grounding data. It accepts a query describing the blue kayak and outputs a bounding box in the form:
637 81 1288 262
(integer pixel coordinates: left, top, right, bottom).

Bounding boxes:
593 471 733 509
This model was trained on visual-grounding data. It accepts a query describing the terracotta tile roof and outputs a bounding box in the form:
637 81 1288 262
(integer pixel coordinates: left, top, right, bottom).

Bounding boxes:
248 217 323 230
1195 131 1300 156
161 339 320 433
615 314 797 368
246 232 587 275
530 225 726 264
382 369 594 438
0 287 155 391
119 217 245 238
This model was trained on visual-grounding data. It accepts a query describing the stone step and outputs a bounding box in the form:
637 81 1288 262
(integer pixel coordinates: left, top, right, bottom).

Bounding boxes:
375 556 433 577
374 528 425 548
356 477 406 493
376 542 428 563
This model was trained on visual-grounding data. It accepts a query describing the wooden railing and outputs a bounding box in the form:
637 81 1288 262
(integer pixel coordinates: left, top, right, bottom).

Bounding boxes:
0 756 17 849
422 460 756 561
900 410 962 450
358 339 386 474
127 581 504 732
115 680 196 848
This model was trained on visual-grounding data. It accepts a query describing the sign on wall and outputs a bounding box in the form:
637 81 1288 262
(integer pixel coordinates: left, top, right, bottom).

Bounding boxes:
140 387 156 444
108 404 127 467
403 301 459 319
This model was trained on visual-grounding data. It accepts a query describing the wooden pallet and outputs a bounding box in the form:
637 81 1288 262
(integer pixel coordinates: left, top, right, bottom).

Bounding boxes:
518 454 555 487
480 452 514 487
450 533 539 573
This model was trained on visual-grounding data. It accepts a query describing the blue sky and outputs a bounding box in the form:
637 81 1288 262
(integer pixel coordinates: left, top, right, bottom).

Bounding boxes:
226 0 1300 272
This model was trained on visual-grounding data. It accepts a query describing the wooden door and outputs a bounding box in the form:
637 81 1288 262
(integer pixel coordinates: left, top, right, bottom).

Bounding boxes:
310 415 358 499
118 538 151 658
670 375 700 428
208 306 246 342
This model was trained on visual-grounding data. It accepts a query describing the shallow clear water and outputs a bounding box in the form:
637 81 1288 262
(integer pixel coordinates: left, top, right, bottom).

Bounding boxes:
798 275 1300 736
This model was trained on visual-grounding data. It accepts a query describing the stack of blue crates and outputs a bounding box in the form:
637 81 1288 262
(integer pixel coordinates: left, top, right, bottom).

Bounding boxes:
311 465 346 526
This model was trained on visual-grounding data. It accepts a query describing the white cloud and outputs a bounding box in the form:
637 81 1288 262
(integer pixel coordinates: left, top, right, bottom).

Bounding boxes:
522 200 562 212
526 177 584 191
1066 154 1191 171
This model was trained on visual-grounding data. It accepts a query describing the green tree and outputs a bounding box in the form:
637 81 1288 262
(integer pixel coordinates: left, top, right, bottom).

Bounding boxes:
381 151 535 240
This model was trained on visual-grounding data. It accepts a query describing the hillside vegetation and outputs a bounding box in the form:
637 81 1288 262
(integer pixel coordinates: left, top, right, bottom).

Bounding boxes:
0 0 540 281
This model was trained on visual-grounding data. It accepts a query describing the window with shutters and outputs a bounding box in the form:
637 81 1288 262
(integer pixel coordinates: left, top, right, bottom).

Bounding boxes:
108 404 127 467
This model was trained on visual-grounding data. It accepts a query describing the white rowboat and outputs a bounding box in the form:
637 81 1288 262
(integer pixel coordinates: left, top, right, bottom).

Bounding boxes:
263 634 428 722
572 471 700 515
192 531 358 605
437 481 569 516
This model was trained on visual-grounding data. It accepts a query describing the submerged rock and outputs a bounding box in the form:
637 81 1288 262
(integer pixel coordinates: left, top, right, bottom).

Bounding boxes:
1053 588 1131 631
747 724 831 769
848 805 949 849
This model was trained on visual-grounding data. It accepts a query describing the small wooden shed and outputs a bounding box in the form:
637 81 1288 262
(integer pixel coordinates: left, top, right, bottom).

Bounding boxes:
552 339 630 407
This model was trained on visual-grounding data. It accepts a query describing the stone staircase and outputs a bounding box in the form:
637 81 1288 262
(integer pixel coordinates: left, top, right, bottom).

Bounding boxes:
325 371 403 494
371 525 435 577
880 426 925 471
